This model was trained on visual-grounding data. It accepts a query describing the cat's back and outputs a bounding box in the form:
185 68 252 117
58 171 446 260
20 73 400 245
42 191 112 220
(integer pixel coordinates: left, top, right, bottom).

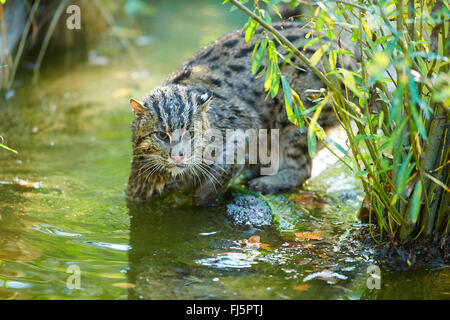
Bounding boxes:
163 21 313 100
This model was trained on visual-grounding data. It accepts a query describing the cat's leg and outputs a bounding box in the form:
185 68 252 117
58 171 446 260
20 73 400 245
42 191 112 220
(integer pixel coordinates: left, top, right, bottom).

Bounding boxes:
248 125 311 194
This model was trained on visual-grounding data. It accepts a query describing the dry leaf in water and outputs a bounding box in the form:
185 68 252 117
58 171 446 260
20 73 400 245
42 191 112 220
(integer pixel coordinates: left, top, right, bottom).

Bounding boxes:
248 235 260 243
112 282 135 289
240 235 270 249
290 193 326 209
294 283 311 291
13 178 41 189
295 231 325 240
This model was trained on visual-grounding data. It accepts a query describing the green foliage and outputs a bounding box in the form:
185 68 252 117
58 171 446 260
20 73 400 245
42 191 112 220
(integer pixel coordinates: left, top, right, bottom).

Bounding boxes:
228 0 449 243
0 136 17 154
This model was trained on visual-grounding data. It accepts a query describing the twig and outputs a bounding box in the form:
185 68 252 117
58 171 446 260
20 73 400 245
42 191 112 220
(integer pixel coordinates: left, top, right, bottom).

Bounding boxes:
33 0 68 83
0 3 11 88
8 0 40 90
296 0 371 12
228 0 334 90
92 0 144 70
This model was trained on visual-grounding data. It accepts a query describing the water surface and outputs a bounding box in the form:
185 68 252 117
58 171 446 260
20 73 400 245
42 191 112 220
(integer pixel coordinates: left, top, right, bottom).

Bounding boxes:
0 0 448 300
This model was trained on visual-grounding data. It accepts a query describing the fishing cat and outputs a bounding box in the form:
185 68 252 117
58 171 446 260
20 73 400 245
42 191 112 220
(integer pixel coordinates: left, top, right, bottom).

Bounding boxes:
126 21 355 205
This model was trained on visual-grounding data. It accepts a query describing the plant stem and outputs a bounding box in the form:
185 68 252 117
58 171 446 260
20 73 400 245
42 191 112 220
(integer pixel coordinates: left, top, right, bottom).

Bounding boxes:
32 0 68 83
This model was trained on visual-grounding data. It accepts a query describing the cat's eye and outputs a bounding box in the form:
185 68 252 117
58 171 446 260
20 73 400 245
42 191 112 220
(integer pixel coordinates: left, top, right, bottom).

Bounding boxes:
156 131 169 140
189 131 195 138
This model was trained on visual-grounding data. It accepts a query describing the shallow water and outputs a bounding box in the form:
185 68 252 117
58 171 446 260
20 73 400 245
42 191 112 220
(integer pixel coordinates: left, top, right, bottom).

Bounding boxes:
0 0 448 300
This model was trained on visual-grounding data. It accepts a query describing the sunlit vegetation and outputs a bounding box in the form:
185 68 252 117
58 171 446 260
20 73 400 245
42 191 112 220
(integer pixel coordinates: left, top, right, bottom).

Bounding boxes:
0 136 17 153
227 0 449 244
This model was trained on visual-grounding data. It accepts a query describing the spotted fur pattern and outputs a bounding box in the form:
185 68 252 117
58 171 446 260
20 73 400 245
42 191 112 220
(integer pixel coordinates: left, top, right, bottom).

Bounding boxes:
126 22 356 205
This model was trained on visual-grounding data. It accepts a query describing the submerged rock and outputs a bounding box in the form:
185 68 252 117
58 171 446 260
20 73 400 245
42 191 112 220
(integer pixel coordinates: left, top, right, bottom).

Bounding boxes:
226 195 272 227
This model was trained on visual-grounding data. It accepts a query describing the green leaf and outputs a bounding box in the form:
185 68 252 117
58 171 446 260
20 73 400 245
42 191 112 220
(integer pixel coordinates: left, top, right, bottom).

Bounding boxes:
355 170 369 177
324 137 348 156
309 42 331 67
407 67 430 120
395 151 415 194
424 172 449 192
409 102 429 142
339 68 363 98
354 134 378 145
281 76 296 123
307 95 329 158
0 143 18 154
245 19 259 43
252 38 267 74
304 37 319 50
350 28 359 42
409 181 422 225
261 9 272 24
270 63 280 98
268 4 282 19
329 50 337 69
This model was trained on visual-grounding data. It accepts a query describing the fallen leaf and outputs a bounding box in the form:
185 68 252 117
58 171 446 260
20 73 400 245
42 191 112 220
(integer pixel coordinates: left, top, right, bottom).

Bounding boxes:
112 282 135 289
291 192 326 209
240 235 271 249
295 231 325 240
300 243 316 250
294 283 311 291
303 269 348 282
13 178 41 189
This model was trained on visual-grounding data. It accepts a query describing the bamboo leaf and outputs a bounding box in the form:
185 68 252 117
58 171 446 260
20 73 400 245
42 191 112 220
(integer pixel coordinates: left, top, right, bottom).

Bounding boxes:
309 43 331 67
245 19 259 43
281 75 296 123
409 181 422 225
354 134 378 145
324 137 348 156
424 172 450 192
252 38 267 74
270 63 280 98
395 152 415 195
0 143 18 154
307 95 329 157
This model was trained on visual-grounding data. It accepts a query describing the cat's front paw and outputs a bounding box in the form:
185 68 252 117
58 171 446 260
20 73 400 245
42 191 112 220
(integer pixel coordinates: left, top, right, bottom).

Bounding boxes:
248 176 281 194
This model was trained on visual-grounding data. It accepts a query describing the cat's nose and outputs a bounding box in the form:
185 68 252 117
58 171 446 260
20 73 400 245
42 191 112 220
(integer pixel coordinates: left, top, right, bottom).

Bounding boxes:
171 155 184 163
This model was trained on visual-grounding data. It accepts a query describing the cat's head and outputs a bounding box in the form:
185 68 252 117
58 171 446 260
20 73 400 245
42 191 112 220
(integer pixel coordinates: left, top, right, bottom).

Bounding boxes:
129 84 213 179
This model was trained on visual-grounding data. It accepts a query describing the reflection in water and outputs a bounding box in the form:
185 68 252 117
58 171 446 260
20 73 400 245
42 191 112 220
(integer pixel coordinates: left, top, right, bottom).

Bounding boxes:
125 194 370 300
0 0 448 300
361 268 450 300
126 198 242 299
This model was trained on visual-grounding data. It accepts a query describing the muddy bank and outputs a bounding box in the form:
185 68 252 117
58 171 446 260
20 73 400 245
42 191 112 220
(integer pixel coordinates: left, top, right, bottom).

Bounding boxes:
356 226 449 271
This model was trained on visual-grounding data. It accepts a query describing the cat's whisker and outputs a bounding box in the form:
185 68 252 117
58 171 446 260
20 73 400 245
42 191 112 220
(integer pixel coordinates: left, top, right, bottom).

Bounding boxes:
195 163 221 192
193 164 213 190
188 165 202 186
137 161 160 177
144 163 163 184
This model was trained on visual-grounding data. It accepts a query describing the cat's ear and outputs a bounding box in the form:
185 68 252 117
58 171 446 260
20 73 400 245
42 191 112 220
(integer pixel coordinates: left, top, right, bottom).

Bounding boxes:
198 92 212 113
129 99 148 119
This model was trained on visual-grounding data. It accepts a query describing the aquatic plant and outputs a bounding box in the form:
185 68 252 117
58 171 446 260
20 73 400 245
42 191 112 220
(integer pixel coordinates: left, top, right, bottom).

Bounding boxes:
0 135 17 153
226 0 449 245
0 0 148 90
